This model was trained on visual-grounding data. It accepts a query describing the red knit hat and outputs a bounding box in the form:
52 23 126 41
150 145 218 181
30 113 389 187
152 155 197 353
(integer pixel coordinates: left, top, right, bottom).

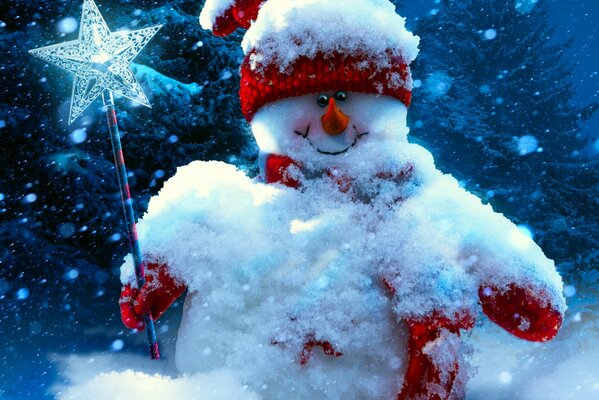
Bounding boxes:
200 0 419 121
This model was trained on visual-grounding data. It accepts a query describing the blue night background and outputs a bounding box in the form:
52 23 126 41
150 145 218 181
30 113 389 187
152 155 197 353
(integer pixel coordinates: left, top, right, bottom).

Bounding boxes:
1 0 598 398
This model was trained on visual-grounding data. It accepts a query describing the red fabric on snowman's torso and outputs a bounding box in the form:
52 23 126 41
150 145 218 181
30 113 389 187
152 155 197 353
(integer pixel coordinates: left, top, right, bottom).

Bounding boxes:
119 153 563 400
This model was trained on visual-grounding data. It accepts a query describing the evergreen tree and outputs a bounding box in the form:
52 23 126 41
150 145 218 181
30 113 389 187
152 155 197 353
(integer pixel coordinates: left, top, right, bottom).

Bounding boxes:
409 0 598 273
1 0 251 290
0 1 251 395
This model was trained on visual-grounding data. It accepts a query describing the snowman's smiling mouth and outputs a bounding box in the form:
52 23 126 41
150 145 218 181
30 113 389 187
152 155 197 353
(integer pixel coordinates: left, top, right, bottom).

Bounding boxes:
294 125 369 155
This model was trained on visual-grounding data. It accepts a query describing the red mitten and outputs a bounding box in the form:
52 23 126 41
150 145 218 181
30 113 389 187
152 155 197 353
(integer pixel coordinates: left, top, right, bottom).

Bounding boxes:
119 262 187 330
479 283 563 342
398 310 474 400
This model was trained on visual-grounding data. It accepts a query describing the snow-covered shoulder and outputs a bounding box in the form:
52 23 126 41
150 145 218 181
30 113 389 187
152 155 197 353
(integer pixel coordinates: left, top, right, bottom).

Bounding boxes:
120 161 281 287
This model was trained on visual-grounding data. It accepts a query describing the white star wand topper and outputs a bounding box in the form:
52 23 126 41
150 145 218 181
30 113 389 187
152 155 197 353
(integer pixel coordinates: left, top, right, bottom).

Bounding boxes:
29 0 160 123
30 0 162 359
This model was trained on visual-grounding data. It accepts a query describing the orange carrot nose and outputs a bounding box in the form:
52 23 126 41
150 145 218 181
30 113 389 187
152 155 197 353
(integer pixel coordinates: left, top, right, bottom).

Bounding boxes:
321 98 350 135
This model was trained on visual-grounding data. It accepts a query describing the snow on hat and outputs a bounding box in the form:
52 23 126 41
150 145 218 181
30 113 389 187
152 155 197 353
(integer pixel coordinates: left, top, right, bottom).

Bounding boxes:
200 0 420 121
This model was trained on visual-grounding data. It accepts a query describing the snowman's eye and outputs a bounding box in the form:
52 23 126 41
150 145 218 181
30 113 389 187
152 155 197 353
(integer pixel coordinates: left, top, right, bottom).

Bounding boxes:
317 94 329 107
335 91 347 102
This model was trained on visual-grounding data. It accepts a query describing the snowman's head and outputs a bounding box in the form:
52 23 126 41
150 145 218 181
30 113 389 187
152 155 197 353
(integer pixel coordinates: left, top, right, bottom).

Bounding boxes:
200 0 419 160
251 91 409 158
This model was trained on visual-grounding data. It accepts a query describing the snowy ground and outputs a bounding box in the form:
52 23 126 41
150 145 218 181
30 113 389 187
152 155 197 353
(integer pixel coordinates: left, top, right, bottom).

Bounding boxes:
467 308 599 400
50 300 599 400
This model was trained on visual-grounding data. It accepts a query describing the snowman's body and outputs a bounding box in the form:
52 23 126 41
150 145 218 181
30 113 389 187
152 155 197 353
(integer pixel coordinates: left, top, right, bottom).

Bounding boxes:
122 92 563 399
120 1 565 398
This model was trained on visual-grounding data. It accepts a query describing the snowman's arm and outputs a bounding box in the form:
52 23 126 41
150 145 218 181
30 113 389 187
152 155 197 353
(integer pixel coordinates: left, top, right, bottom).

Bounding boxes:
117 161 258 330
466 214 566 342
433 180 566 341
414 174 566 342
119 260 187 330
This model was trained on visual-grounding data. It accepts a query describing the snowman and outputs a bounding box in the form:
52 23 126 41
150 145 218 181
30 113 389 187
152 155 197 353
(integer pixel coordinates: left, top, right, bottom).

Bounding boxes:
119 0 566 399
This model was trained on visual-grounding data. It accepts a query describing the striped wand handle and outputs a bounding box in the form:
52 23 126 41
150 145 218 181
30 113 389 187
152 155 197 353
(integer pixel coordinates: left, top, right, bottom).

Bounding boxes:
102 90 160 359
